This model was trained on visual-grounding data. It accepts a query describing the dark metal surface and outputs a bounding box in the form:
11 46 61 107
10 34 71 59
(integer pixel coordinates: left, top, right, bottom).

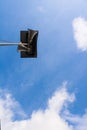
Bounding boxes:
18 29 38 58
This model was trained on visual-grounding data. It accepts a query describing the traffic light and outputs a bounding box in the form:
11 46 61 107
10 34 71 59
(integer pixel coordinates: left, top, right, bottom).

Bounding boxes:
18 29 38 58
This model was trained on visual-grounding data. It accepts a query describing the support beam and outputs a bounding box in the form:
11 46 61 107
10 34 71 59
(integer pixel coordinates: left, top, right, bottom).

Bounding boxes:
0 43 19 46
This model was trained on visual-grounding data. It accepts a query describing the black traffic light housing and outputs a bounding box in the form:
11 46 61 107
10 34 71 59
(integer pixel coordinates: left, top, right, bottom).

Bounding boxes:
18 29 38 58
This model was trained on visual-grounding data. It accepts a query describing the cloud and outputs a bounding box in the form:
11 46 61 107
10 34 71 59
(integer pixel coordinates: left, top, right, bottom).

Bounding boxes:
0 82 87 130
73 17 87 51
62 110 87 130
0 89 26 124
74 112 87 130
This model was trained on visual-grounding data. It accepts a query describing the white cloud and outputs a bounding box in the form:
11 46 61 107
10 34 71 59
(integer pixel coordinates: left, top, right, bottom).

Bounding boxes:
0 89 26 128
74 112 87 130
73 17 87 51
0 82 87 130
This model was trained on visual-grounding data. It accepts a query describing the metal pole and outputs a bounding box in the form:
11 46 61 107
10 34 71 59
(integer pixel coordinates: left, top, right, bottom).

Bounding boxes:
0 42 27 46
0 43 19 46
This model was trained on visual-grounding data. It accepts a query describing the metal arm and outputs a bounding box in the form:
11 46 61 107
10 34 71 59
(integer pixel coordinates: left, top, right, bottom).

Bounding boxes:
0 42 29 51
0 42 28 46
0 43 19 46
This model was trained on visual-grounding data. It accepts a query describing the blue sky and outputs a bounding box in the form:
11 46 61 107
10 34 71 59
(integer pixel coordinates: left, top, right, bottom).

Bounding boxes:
0 0 87 129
